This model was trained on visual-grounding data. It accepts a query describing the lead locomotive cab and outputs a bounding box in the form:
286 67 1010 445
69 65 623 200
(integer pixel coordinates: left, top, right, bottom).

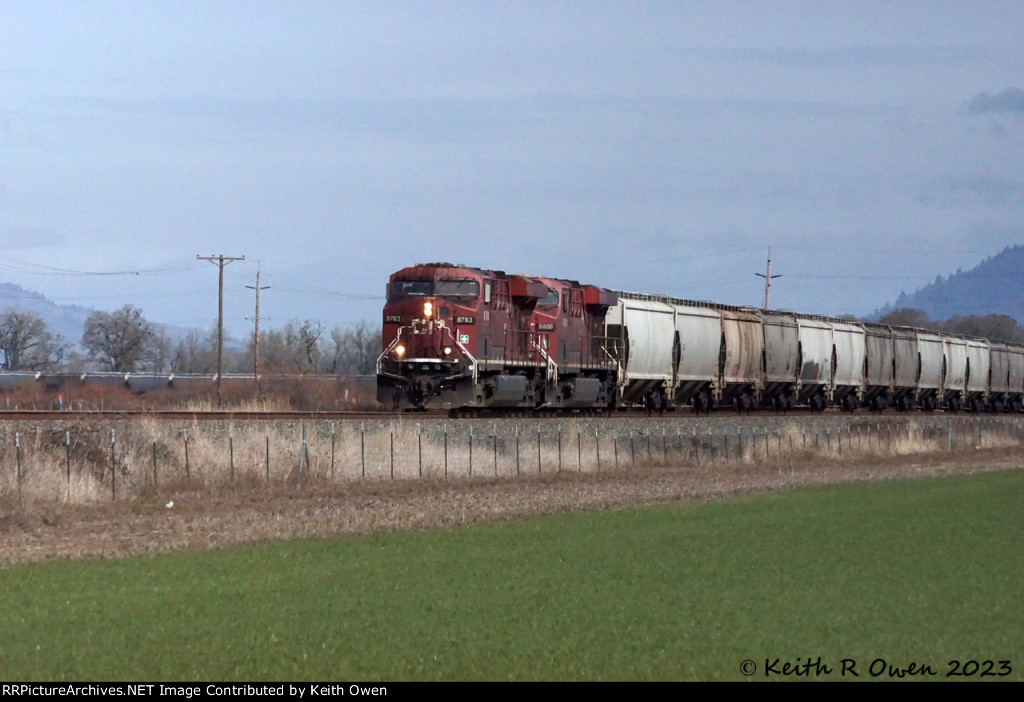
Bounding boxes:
377 263 545 411
377 263 484 410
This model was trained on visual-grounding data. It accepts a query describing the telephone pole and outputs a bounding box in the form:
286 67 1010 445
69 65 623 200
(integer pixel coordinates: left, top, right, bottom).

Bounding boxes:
246 263 270 398
197 254 245 407
755 247 782 309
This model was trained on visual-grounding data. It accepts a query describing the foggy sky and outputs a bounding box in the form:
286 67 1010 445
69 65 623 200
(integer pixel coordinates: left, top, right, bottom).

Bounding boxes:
2 1 1022 338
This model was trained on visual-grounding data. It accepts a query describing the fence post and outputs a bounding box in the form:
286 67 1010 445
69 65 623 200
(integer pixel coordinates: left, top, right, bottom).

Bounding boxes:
468 425 472 477
230 426 236 482
65 431 71 484
184 429 190 480
152 429 158 488
16 432 22 507
110 429 116 501
613 429 618 468
577 427 582 472
444 423 448 478
515 426 520 476
417 423 423 478
493 422 498 476
595 428 601 472
557 425 562 472
390 422 395 480
537 426 542 473
361 421 366 478
330 423 336 480
265 434 270 481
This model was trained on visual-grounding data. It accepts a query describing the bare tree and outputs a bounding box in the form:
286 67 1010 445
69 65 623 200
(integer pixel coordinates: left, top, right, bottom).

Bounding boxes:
327 320 381 376
0 310 67 371
298 320 323 371
171 325 222 374
148 327 174 373
239 319 380 376
249 320 323 373
82 305 156 372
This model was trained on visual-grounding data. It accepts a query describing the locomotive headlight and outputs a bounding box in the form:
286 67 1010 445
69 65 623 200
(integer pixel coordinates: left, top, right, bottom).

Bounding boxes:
424 301 433 318
443 346 452 356
395 345 406 357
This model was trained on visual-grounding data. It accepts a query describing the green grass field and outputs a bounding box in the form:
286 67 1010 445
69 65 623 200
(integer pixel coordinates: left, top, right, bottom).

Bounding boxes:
1 469 1021 681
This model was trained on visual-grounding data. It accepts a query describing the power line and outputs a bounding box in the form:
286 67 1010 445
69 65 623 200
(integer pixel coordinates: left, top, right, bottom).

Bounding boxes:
755 247 782 308
197 254 245 407
246 262 270 398
0 254 203 276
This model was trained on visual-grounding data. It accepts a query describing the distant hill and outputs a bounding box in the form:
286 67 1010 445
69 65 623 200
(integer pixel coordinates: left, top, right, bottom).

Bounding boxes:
0 282 192 348
875 245 1024 323
0 282 97 345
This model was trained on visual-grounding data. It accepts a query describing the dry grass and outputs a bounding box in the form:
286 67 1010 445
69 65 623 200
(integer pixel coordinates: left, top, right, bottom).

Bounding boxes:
1 415 1022 566
0 375 380 411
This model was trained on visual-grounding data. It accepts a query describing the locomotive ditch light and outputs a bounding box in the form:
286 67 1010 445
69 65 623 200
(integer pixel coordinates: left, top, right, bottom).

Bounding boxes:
443 346 452 356
424 301 433 318
395 345 406 357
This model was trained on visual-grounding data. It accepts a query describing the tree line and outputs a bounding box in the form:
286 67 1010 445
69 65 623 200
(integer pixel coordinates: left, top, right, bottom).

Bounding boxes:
0 305 382 376
875 309 1024 343
6 303 1020 375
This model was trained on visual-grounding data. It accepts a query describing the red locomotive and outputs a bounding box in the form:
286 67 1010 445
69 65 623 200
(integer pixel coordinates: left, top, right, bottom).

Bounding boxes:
377 263 618 411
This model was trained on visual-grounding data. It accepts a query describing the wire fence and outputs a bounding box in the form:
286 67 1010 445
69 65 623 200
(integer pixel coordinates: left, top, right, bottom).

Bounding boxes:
1 415 1022 506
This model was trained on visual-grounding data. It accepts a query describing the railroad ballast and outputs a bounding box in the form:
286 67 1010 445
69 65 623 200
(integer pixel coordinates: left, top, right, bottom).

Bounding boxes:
377 262 1024 413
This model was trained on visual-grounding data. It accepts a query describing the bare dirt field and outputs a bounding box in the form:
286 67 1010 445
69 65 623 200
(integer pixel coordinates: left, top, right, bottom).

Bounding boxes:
2 446 1021 567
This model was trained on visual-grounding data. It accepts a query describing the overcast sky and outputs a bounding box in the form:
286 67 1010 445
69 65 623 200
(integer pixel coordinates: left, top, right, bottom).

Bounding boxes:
2 1 1022 339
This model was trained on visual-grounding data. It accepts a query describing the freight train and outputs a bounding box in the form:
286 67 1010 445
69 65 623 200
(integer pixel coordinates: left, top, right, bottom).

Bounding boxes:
377 262 1024 414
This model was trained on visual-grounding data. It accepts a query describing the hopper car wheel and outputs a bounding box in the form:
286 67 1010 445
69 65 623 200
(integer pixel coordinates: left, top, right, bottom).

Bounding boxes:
772 395 788 414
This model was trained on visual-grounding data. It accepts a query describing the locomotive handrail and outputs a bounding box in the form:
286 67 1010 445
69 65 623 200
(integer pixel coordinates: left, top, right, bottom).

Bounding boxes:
600 344 623 381
530 336 558 384
376 326 406 375
444 324 478 385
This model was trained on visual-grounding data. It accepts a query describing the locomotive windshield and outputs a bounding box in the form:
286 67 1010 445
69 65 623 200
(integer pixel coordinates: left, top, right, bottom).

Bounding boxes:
434 279 479 298
389 280 432 299
538 287 559 307
389 278 480 300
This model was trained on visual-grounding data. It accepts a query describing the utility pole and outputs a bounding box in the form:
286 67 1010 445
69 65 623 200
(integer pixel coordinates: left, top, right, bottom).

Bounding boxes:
197 254 245 407
246 262 270 399
755 247 782 309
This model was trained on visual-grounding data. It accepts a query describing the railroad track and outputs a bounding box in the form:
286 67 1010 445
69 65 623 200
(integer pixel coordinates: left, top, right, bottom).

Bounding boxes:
0 406 1005 421
0 409 415 421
